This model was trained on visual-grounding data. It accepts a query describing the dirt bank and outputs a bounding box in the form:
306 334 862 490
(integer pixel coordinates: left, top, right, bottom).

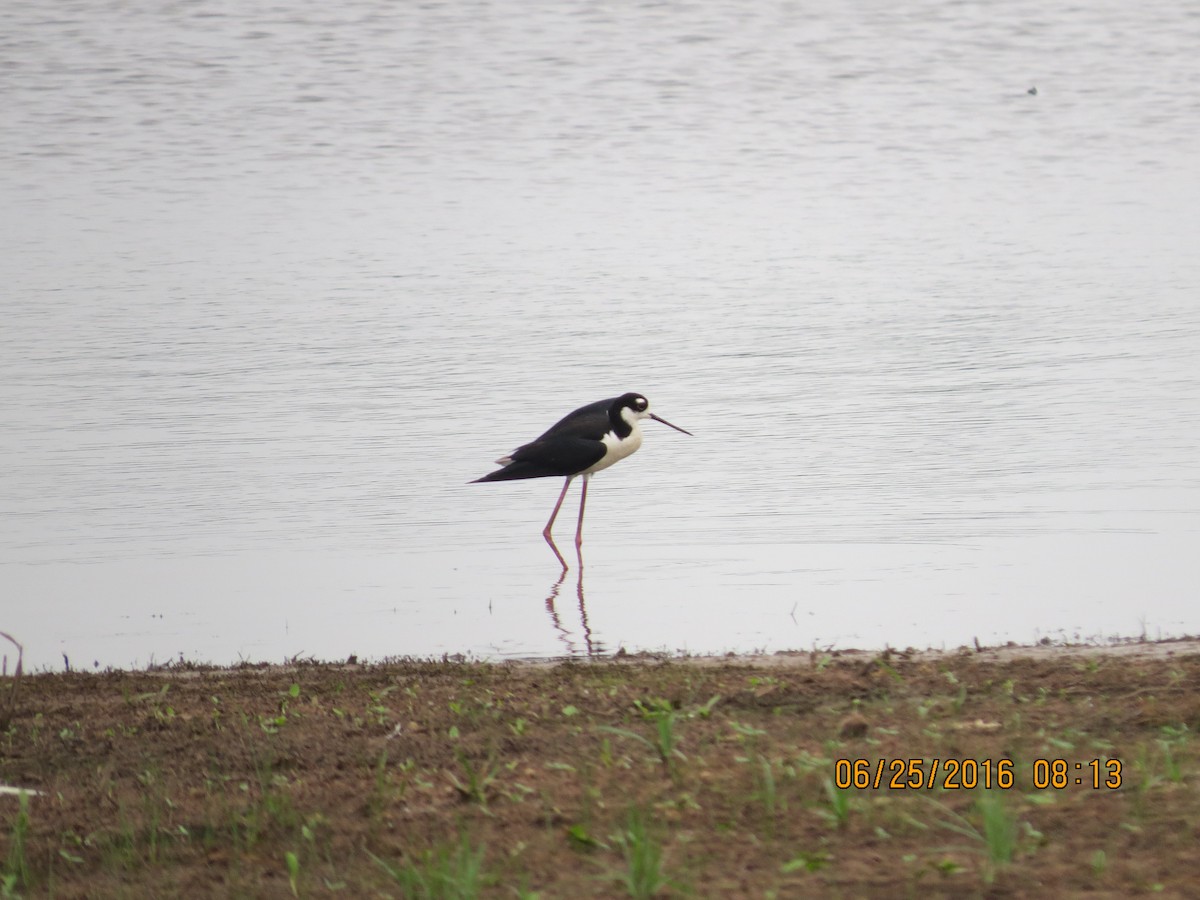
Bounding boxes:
2 639 1198 897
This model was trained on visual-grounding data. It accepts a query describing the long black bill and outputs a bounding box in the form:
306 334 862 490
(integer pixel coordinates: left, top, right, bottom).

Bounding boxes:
649 413 693 436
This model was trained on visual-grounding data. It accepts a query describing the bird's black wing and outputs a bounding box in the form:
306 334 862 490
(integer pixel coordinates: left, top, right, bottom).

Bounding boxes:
472 436 606 482
534 396 617 442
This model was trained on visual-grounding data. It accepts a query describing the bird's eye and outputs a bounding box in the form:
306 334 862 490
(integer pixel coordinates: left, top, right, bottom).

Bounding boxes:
636 397 647 409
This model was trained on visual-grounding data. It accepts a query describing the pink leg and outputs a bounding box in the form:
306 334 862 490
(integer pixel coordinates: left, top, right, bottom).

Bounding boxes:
574 474 589 551
543 477 573 569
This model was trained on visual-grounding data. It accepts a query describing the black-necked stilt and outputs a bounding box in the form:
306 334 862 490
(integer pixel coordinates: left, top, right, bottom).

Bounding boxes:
472 392 692 568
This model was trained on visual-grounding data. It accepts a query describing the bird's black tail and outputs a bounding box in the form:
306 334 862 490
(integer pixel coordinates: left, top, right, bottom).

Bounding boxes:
471 461 568 483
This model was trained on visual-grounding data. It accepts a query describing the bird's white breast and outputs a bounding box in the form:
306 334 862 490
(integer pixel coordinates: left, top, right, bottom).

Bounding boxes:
583 425 643 474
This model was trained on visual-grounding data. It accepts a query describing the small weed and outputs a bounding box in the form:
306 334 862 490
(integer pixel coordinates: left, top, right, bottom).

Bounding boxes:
209 695 223 730
872 656 903 683
781 851 829 873
285 849 300 897
126 683 175 724
692 695 722 718
366 686 397 726
3 791 31 890
609 808 670 899
371 748 391 808
259 684 301 733
925 791 1031 884
1157 723 1189 783
755 755 779 837
819 777 851 828
367 750 412 826
567 823 607 851
1045 735 1075 752
931 858 964 875
598 700 685 774
791 750 830 778
646 716 682 770
299 813 330 861
1131 744 1163 817
370 833 490 897
976 792 1018 871
951 683 968 713
135 767 176 864
448 750 501 808
729 721 767 739
1159 741 1183 783
223 742 304 848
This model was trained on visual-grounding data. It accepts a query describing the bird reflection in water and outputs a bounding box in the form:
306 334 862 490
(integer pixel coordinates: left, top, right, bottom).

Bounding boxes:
544 565 601 657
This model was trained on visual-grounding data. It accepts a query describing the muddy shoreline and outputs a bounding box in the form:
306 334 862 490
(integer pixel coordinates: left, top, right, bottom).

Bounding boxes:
3 638 1198 896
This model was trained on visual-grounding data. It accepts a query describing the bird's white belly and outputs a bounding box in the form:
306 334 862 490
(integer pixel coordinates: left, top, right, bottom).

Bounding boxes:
582 427 643 475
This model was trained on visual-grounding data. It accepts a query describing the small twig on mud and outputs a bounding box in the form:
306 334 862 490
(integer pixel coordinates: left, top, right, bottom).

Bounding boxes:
1 630 25 730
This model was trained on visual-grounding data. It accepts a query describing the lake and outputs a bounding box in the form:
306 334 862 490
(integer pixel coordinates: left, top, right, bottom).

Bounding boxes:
2 0 1198 670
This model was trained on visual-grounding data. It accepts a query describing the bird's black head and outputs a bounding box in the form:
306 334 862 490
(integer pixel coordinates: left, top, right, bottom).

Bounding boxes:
608 393 649 437
616 393 649 414
609 393 693 438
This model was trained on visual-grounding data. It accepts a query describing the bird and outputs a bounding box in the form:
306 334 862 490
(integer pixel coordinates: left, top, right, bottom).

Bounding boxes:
472 392 692 568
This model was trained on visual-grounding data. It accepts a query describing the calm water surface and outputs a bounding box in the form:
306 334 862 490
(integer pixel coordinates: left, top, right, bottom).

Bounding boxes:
3 0 1198 669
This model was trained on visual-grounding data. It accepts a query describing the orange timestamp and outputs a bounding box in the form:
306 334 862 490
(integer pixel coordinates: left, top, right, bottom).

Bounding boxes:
834 758 1124 791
